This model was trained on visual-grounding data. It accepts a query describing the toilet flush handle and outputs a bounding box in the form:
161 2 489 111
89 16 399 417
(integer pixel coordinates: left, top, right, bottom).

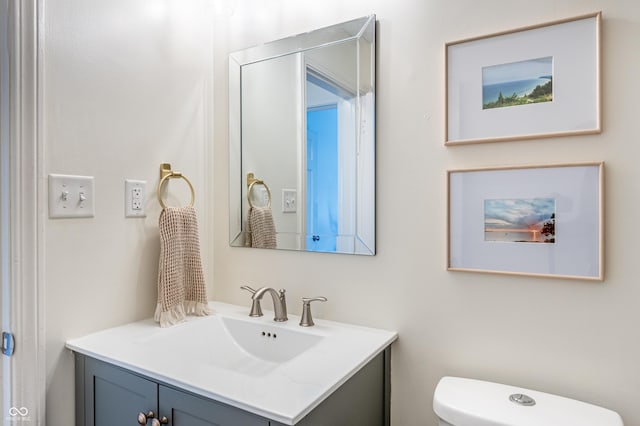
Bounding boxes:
509 393 536 406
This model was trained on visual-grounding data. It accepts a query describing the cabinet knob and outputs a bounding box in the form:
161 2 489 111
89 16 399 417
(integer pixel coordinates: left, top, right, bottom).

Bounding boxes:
151 416 169 425
137 411 155 425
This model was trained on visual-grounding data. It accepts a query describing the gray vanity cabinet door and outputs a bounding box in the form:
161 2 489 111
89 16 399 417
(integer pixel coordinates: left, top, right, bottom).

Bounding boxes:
84 357 158 426
159 385 269 426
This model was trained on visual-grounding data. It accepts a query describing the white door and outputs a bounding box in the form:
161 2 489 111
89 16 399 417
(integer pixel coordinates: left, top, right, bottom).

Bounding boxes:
1 0 43 423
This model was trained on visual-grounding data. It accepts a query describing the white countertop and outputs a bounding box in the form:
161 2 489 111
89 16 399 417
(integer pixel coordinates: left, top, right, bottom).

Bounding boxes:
66 301 397 425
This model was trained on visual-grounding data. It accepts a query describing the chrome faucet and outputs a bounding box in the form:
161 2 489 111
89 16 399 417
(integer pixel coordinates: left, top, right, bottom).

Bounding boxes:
241 285 288 322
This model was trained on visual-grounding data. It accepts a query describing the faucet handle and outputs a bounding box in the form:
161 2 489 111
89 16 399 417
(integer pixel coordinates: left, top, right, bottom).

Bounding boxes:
299 297 327 327
302 296 327 303
240 285 257 295
240 285 263 317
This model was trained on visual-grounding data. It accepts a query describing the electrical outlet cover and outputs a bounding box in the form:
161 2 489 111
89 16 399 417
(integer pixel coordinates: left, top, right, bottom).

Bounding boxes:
125 179 146 218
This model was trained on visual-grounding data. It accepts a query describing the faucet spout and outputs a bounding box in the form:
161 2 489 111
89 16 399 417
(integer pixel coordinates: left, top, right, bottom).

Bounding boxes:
252 287 288 322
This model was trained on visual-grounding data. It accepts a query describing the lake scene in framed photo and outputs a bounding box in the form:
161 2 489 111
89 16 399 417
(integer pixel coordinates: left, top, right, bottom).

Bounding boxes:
448 161 602 279
482 56 553 110
484 198 556 243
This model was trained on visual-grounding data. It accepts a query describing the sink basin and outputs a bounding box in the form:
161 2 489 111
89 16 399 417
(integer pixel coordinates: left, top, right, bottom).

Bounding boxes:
124 311 324 376
66 301 397 425
221 316 322 363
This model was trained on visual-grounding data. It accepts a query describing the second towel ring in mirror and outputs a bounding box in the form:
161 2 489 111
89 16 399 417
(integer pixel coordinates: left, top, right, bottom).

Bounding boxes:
247 172 271 208
157 163 195 209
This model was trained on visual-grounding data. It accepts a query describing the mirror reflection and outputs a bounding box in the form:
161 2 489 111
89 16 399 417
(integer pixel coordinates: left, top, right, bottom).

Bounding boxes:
229 15 376 255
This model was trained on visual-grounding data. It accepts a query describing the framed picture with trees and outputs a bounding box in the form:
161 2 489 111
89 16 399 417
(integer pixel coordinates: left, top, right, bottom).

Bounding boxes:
447 162 604 280
445 12 601 145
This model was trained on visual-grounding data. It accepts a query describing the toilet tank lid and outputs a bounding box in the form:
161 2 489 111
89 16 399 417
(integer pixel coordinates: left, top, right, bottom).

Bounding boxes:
433 377 623 426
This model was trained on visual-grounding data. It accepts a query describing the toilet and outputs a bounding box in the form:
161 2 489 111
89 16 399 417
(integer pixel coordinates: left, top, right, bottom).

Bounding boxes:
433 376 623 426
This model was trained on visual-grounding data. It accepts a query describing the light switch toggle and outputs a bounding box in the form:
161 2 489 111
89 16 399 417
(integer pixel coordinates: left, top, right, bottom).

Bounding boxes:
48 174 95 218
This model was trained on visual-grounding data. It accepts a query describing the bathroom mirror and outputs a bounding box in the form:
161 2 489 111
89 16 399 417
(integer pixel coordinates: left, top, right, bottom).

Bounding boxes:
229 15 376 255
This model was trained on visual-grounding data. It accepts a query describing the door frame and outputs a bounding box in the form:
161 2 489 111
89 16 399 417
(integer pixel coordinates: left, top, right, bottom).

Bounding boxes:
0 0 45 422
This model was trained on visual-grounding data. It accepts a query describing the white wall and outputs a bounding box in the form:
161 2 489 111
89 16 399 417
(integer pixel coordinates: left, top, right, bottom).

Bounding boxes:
213 1 640 425
43 1 214 424
40 1 640 425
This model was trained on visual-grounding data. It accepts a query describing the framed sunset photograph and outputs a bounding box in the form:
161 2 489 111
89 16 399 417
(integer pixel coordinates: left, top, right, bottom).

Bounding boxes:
445 12 601 145
484 198 556 244
447 162 603 280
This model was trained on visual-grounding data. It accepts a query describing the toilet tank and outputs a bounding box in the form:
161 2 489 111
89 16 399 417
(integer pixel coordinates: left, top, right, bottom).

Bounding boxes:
433 377 623 426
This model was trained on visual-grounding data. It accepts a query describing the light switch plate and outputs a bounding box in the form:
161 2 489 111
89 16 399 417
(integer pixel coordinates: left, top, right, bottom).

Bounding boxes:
48 174 95 218
282 189 297 213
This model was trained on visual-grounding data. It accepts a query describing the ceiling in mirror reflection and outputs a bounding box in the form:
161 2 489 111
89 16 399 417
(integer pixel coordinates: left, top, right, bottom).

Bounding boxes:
229 15 376 255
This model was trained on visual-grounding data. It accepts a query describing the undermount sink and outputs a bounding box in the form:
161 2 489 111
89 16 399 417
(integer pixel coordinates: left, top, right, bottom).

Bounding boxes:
66 301 397 425
221 316 323 363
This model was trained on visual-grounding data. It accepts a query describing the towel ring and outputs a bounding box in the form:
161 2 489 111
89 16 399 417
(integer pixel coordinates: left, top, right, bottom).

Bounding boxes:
157 163 195 209
247 173 271 208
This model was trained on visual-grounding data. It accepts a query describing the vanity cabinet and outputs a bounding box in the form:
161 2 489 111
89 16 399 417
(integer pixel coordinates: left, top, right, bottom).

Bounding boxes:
76 356 268 426
75 348 390 426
